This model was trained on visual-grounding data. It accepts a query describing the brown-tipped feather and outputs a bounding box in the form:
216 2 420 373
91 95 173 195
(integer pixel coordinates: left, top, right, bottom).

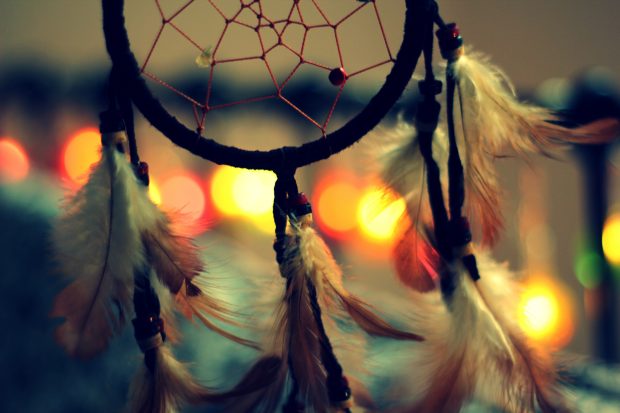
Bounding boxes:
451 52 620 245
51 147 142 358
279 261 330 411
393 224 438 293
296 218 423 341
142 218 203 294
175 283 259 350
406 351 472 413
339 294 423 341
127 346 215 413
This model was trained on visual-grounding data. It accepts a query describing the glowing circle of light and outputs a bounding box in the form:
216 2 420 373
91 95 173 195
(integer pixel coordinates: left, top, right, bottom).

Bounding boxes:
315 181 361 237
602 213 620 265
63 128 101 184
518 279 574 348
148 179 162 206
574 250 603 289
210 166 243 217
231 170 276 216
357 187 406 243
159 174 206 225
0 138 30 182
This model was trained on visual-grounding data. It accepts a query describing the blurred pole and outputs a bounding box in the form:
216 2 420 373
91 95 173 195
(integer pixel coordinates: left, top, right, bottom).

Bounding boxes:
568 69 620 363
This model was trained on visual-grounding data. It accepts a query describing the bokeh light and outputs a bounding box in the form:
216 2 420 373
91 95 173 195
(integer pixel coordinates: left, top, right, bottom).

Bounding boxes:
314 172 361 239
518 277 574 348
574 249 604 289
210 165 276 233
211 165 243 217
0 138 30 182
602 213 620 265
357 186 406 244
159 173 206 232
148 179 162 205
63 127 101 184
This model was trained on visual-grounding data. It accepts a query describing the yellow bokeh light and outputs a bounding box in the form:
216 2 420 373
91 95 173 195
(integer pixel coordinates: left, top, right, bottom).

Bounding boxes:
63 128 101 184
518 278 574 348
316 181 361 235
357 187 406 243
602 213 620 265
148 179 162 205
231 170 276 216
0 138 30 182
210 166 243 216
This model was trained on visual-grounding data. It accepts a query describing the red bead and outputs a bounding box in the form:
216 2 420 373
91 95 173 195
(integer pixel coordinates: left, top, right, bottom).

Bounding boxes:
289 192 309 207
328 67 347 86
137 161 149 177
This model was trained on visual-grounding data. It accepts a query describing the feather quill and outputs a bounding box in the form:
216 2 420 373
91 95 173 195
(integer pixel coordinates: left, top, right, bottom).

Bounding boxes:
51 130 143 358
396 241 572 413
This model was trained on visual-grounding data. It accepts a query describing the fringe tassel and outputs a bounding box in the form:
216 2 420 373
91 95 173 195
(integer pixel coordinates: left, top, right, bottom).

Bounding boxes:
51 116 143 358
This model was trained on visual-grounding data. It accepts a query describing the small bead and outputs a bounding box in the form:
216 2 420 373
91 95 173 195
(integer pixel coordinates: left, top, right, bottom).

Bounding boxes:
329 67 348 86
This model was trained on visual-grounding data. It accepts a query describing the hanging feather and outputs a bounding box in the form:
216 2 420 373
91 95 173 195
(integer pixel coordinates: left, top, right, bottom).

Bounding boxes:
392 223 439 293
380 120 456 287
50 118 143 358
435 23 619 245
127 161 258 349
394 237 572 413
128 271 214 413
290 201 424 341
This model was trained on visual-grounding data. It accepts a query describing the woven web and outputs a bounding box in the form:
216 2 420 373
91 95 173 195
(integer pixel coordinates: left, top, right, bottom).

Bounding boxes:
141 0 396 135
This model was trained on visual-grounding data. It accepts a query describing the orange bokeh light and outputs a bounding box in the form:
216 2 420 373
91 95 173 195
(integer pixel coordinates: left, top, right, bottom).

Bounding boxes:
159 172 207 234
63 127 101 184
0 138 30 182
313 172 361 240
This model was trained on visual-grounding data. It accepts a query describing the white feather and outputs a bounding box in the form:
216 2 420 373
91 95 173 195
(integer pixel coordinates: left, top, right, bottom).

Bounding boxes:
51 142 144 358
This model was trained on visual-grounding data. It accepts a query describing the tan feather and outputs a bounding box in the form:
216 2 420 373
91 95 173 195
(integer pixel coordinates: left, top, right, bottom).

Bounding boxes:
141 218 203 294
278 241 330 410
294 214 423 341
125 168 253 346
380 122 449 225
396 245 572 413
392 224 439 293
127 345 214 413
174 279 259 350
51 139 143 358
451 51 619 244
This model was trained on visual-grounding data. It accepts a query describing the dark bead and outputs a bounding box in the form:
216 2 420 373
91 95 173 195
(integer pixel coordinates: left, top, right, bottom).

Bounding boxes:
328 67 348 86
418 79 443 96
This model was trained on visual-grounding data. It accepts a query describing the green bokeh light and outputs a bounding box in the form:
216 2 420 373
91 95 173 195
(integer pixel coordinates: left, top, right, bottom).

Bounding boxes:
574 250 604 289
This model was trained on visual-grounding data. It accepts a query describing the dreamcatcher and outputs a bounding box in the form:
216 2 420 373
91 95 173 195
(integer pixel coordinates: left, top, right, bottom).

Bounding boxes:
49 0 618 412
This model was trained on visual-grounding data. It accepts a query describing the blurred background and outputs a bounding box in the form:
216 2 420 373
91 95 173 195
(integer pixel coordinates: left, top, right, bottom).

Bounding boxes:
1 0 620 412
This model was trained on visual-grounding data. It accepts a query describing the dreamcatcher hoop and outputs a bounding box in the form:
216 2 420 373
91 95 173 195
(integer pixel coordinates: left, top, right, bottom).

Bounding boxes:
102 0 431 170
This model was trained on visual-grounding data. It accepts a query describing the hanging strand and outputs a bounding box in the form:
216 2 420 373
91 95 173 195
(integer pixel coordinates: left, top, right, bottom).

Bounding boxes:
436 22 481 281
307 280 352 412
417 3 449 257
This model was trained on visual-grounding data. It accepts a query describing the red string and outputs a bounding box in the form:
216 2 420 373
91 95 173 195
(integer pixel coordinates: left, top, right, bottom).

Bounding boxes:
143 0 395 135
